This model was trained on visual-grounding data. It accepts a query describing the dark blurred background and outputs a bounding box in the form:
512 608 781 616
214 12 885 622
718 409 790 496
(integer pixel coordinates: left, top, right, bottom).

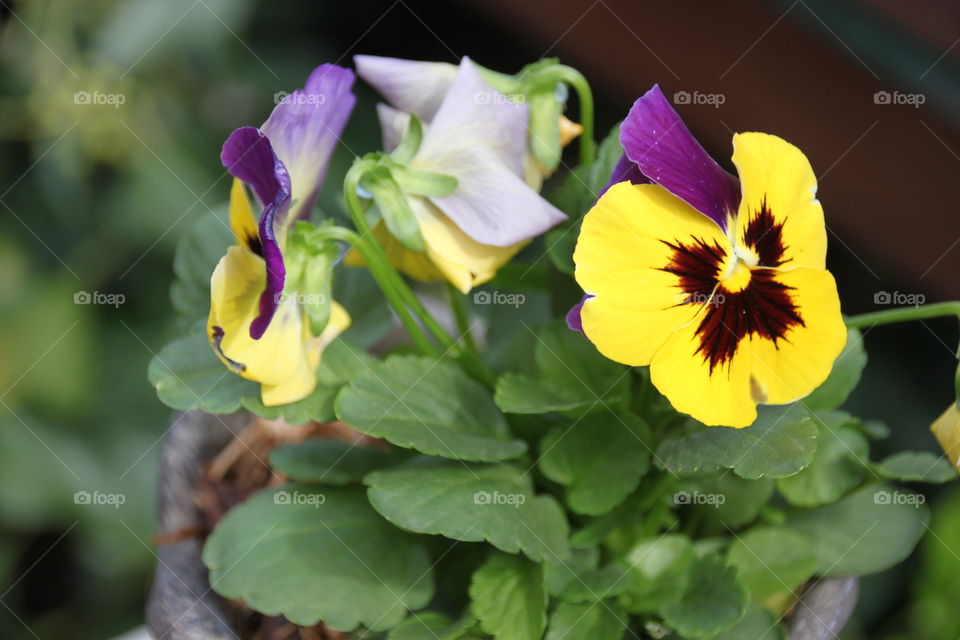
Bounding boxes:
1 1 959 638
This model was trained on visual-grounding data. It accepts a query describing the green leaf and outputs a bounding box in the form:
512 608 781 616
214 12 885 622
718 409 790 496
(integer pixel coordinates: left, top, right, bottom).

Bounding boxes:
620 534 695 614
336 356 526 462
777 413 868 507
169 204 233 324
545 601 628 640
387 613 453 640
241 339 377 425
241 384 337 425
875 451 957 483
361 165 424 252
656 405 818 479
544 547 629 602
202 485 433 630
494 323 629 414
804 328 867 410
333 267 393 348
683 474 775 529
660 555 749 639
315 338 379 387
787 484 929 576
148 333 256 413
387 612 477 640
568 493 646 550
270 440 398 484
365 458 569 562
470 553 547 640
538 413 650 515
714 604 786 640
725 527 817 599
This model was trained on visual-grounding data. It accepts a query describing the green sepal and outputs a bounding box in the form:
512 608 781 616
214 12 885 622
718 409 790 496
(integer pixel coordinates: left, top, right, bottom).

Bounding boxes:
392 165 459 198
389 113 424 165
286 221 338 335
527 89 563 172
359 165 425 252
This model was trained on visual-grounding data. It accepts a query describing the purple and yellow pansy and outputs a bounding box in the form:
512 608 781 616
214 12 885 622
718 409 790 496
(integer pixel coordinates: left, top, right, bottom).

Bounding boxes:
207 64 355 406
572 85 846 427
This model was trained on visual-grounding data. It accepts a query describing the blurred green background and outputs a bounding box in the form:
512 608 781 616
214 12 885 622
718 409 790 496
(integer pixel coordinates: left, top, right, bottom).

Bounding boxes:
1 1 959 638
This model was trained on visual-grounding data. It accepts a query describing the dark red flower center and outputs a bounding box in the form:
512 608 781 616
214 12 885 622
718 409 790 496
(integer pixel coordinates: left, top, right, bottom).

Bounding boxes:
659 198 804 372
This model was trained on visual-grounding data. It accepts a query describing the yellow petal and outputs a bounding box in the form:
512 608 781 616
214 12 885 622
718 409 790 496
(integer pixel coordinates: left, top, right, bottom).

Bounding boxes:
416 198 524 293
349 199 524 294
932 404 960 470
649 308 757 428
559 115 583 148
229 178 260 251
308 301 351 370
208 246 314 403
731 132 826 270
574 182 730 365
259 302 351 406
746 268 847 405
344 221 445 283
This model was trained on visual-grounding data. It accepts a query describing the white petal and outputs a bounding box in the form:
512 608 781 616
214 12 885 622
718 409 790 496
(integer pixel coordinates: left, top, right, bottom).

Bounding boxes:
376 103 411 153
355 55 457 122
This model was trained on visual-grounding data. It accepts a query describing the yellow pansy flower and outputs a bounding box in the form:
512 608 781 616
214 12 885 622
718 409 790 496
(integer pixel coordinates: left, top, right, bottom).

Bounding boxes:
572 86 846 427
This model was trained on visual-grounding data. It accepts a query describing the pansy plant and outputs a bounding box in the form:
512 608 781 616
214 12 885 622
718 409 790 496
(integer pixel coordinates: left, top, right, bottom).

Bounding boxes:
149 57 960 640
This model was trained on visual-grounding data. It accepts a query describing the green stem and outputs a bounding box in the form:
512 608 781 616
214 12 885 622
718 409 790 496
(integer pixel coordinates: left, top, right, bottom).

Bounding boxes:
346 161 457 351
447 282 479 355
542 64 596 165
446 284 497 387
844 302 960 329
845 301 960 407
342 164 438 356
343 161 496 386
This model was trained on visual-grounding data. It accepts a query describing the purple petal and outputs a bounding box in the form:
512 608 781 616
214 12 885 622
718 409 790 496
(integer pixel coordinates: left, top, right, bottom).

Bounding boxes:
599 153 650 197
355 55 458 122
261 64 356 221
221 126 282 206
417 58 564 246
620 85 739 229
565 295 592 334
220 127 292 340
